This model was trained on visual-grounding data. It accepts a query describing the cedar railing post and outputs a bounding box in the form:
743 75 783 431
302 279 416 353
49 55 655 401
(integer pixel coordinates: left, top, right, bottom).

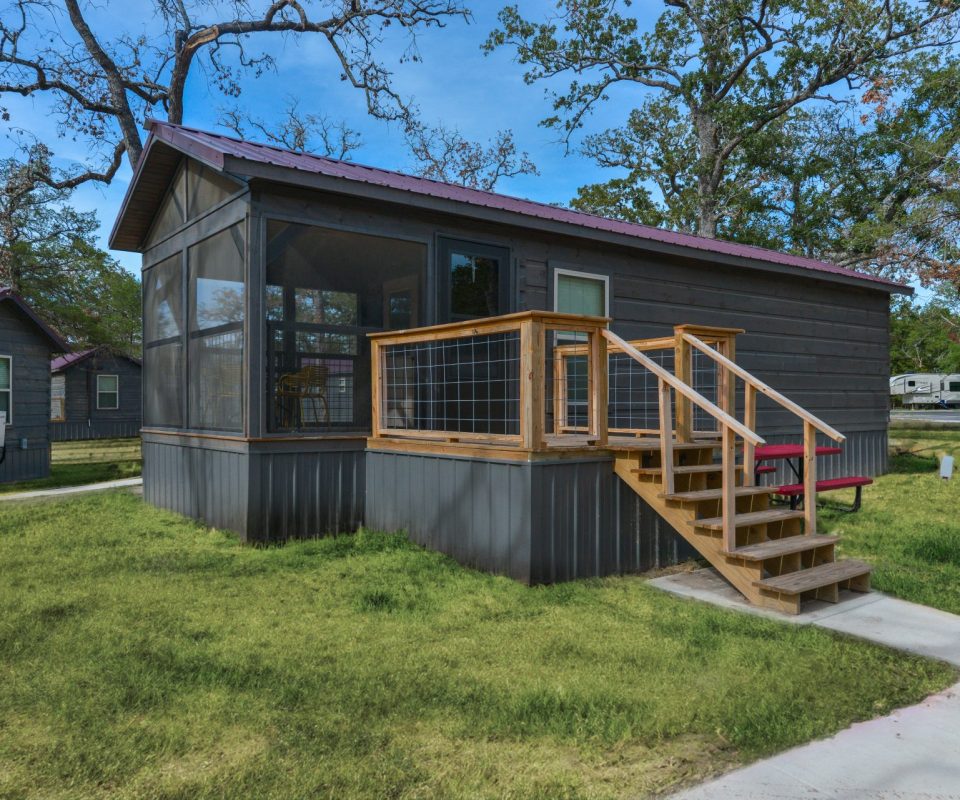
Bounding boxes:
803 420 817 535
658 378 674 495
370 338 383 439
674 328 692 442
520 317 545 451
743 383 757 486
722 424 737 552
591 327 608 446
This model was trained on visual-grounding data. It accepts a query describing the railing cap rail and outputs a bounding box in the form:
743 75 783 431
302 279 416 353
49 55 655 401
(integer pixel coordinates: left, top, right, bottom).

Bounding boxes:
367 310 610 341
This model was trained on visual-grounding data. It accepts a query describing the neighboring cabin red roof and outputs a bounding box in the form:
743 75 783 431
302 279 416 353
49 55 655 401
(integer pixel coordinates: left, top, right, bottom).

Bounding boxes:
51 347 141 372
111 120 908 293
0 287 69 351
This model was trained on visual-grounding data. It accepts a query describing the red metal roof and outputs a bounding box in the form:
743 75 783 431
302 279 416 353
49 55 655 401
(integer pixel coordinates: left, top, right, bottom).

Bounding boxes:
116 120 907 292
51 347 141 372
0 287 69 351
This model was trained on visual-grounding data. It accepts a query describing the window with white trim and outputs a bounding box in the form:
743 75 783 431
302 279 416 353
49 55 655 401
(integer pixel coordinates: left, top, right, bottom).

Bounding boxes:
97 374 119 410
553 267 609 317
0 356 10 423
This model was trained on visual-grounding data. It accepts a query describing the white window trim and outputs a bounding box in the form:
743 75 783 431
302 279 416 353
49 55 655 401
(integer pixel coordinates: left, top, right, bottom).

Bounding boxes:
0 354 10 425
97 374 120 410
552 267 611 317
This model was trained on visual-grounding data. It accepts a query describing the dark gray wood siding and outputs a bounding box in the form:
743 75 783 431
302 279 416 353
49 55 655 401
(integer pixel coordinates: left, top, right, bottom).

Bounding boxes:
0 302 54 482
51 354 142 441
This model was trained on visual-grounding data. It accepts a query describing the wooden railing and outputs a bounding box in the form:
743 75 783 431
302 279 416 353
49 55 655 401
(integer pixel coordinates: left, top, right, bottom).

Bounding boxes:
681 332 845 539
369 311 608 451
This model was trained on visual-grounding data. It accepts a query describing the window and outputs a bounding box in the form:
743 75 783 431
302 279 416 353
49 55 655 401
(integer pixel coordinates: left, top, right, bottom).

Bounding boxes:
907 380 916 388
0 356 10 424
143 253 184 427
553 267 609 317
438 238 510 322
950 382 960 392
188 224 245 431
97 375 119 410
266 220 426 432
51 374 65 421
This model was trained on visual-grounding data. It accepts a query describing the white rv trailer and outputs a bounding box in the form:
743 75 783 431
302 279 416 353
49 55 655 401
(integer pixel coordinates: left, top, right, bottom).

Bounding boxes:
939 374 960 407
890 373 945 407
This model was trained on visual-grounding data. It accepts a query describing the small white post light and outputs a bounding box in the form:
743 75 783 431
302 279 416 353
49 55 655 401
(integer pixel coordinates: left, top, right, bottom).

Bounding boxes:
941 455 954 481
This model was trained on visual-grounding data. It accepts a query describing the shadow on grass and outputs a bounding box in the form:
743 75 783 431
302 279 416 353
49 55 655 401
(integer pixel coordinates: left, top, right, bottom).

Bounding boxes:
887 451 939 474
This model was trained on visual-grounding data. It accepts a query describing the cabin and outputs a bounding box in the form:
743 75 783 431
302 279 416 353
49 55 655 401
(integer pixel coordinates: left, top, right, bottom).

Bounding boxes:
50 348 142 441
0 287 68 482
110 121 909 613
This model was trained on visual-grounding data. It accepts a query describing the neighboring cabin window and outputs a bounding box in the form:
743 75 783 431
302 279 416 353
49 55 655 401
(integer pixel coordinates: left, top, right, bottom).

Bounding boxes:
188 224 245 432
97 375 119 410
265 220 426 433
0 355 10 424
51 374 65 421
143 253 184 427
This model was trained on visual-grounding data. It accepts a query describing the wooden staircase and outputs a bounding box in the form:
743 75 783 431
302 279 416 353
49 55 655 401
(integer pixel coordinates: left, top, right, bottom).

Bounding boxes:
603 327 871 615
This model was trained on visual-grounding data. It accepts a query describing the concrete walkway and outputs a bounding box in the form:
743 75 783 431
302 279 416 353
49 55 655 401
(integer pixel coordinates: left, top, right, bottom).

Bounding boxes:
0 476 142 502
655 569 960 799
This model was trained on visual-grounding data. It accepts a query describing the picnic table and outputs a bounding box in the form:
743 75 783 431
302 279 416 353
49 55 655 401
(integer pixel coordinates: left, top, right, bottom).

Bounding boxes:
754 443 842 483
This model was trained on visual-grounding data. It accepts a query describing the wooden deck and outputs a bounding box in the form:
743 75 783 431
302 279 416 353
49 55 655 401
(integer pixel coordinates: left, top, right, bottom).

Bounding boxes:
368 312 871 614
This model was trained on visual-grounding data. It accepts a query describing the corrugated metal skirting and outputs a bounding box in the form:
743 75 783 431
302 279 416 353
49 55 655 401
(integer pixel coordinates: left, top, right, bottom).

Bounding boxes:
365 450 693 584
50 420 142 442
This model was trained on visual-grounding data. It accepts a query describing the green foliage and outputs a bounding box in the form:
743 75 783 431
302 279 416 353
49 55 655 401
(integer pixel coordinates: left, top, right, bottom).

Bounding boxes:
0 492 952 798
823 428 960 614
0 150 141 353
488 0 960 286
890 296 960 374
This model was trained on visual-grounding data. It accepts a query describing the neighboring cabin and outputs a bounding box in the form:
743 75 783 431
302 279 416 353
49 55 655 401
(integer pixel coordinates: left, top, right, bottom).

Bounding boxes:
110 120 907 560
50 348 142 441
0 287 68 483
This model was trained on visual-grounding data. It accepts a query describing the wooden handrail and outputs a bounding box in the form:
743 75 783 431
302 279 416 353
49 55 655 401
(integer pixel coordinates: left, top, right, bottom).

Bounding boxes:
602 329 765 446
681 333 846 443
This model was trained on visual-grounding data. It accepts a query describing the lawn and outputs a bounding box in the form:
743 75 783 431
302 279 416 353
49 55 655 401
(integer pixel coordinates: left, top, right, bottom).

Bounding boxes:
823 427 960 615
0 438 141 495
0 493 953 800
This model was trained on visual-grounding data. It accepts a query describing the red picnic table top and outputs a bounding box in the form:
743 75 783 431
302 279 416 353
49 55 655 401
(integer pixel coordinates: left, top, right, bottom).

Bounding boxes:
754 444 843 461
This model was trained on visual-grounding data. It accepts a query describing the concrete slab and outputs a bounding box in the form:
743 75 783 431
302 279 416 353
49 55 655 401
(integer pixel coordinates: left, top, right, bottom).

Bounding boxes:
657 569 960 799
651 568 960 666
673 680 960 799
0 476 143 502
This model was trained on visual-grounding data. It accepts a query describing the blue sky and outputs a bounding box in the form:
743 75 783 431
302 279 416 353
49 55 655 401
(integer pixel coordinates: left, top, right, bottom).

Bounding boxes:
1 1 635 274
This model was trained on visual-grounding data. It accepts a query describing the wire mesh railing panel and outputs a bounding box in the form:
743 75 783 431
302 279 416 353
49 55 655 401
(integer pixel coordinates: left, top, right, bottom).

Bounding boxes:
691 346 720 434
608 347 675 434
381 331 522 436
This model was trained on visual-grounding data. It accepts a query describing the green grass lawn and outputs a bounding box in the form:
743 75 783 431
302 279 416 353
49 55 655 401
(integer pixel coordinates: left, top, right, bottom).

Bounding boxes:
0 438 141 495
0 492 953 800
822 428 960 615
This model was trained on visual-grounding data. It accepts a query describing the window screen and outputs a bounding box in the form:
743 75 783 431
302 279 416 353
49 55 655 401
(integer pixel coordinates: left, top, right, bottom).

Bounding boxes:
266 220 426 433
0 356 10 423
555 270 608 316
97 374 119 410
186 161 242 220
143 253 184 427
147 163 186 246
188 224 245 431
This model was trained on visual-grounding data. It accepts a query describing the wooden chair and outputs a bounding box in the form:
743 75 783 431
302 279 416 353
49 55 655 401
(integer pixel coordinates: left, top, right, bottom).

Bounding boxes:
276 364 330 428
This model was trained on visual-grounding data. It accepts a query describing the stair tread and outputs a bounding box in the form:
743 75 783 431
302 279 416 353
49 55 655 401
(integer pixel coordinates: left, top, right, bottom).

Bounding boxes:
755 559 872 594
664 486 776 501
730 534 840 561
633 464 724 475
692 508 804 530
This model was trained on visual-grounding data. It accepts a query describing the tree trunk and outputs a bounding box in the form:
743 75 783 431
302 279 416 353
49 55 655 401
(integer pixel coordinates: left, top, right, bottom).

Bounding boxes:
692 108 720 238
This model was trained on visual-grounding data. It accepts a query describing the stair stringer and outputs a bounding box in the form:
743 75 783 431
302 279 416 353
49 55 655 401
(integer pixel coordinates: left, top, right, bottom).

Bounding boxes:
613 456 800 614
